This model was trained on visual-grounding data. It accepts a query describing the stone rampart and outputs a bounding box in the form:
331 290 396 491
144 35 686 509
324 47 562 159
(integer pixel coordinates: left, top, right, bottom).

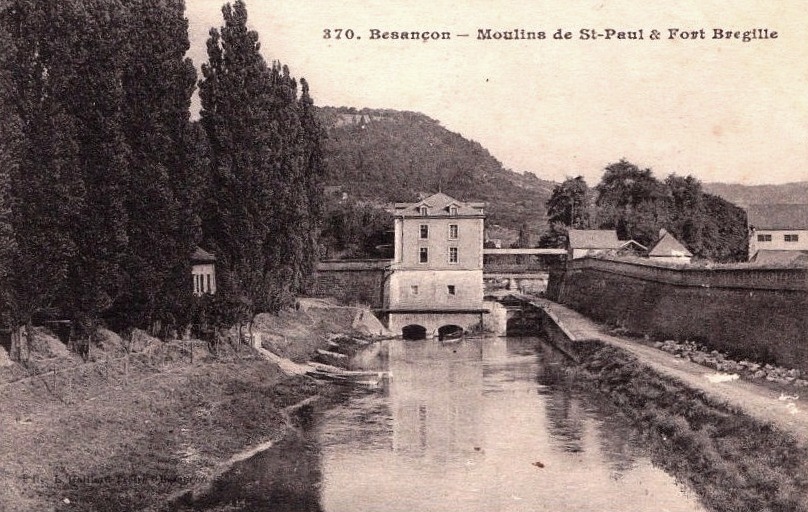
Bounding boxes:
310 259 392 309
548 258 808 370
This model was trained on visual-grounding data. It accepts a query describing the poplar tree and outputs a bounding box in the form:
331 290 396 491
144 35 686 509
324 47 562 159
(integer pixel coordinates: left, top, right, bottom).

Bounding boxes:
115 0 199 335
199 1 325 326
0 2 86 359
199 0 291 324
298 78 326 291
267 62 307 296
47 1 131 343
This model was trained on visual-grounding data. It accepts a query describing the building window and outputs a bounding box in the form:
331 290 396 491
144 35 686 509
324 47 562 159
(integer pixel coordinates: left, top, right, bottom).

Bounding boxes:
448 247 458 263
449 206 458 216
420 224 429 239
449 224 458 239
757 234 772 242
447 285 456 295
785 234 799 242
419 247 428 263
410 285 419 295
420 206 428 216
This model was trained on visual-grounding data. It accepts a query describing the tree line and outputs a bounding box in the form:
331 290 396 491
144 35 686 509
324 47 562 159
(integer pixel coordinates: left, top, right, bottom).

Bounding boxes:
541 160 748 262
0 0 324 361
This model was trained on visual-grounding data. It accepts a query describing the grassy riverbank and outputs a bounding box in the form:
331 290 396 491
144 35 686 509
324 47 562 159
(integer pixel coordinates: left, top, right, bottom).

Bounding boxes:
568 340 808 512
0 299 380 512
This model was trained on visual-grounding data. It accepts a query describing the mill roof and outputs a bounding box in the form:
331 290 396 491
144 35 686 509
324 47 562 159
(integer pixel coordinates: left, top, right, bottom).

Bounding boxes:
567 230 623 249
649 230 692 257
393 192 485 218
747 204 808 230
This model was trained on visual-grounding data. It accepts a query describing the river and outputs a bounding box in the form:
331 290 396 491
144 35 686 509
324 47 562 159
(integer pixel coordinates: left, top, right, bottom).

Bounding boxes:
181 336 707 511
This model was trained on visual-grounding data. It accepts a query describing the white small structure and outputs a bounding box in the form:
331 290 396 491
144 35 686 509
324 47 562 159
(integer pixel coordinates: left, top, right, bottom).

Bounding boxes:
648 229 692 264
191 247 217 295
747 204 808 261
567 230 624 260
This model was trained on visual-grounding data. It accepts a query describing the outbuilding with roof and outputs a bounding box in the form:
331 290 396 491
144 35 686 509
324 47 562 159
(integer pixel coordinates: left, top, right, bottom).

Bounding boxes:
747 204 808 261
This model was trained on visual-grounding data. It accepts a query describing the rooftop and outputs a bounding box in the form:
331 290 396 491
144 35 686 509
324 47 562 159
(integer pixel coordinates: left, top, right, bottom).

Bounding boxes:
747 204 808 230
567 230 623 249
393 192 485 218
750 250 808 265
190 247 216 263
649 230 692 257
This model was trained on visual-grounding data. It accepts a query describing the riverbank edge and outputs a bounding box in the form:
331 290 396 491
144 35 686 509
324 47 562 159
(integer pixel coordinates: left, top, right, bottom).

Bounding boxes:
538 303 808 511
0 301 379 512
167 393 326 509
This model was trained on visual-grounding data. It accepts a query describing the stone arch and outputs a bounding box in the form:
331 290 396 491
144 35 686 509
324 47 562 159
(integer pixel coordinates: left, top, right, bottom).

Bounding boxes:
437 324 464 341
402 324 427 340
506 315 530 337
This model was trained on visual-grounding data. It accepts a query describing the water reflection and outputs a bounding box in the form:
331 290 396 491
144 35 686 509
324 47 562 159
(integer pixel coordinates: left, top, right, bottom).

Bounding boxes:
182 336 706 512
182 432 324 512
319 337 706 512
387 339 483 462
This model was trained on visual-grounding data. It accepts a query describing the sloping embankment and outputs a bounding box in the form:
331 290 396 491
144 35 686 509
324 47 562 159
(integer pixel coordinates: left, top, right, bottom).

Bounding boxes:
0 298 384 512
538 301 808 512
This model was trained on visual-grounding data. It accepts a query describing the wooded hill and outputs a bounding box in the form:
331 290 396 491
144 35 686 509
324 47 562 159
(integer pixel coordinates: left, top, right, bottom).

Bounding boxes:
317 107 555 231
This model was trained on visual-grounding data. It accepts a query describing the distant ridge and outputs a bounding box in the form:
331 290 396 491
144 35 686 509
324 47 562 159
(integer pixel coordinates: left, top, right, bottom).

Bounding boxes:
704 181 808 208
317 106 556 234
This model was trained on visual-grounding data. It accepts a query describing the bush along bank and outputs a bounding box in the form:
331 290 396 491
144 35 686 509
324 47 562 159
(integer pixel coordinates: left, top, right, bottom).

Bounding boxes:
567 340 808 512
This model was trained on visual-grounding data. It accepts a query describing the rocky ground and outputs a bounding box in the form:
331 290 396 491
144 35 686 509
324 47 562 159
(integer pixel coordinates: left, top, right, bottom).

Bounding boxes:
651 338 808 387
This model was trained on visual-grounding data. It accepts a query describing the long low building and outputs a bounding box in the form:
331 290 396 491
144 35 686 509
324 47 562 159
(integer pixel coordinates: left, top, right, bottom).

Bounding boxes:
748 204 808 261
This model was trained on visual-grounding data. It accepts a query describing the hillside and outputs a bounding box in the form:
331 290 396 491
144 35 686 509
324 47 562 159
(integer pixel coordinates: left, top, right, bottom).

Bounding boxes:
704 181 808 207
318 107 556 233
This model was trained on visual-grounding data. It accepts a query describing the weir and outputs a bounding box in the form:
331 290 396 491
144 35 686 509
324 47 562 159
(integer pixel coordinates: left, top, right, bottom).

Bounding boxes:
497 294 581 360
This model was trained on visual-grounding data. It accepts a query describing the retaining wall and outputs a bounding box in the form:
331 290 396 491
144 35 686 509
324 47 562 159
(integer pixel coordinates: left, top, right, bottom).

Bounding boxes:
310 259 391 309
548 258 808 371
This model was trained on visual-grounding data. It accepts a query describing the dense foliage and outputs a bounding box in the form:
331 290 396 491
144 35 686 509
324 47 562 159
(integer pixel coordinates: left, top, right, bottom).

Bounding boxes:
318 107 555 231
0 0 324 360
198 0 323 325
540 159 748 262
319 197 393 259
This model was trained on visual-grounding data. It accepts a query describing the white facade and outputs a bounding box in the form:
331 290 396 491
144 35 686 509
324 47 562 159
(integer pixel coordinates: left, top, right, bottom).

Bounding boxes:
749 229 808 259
386 193 486 336
192 262 217 295
747 204 808 261
648 255 692 265
387 269 484 311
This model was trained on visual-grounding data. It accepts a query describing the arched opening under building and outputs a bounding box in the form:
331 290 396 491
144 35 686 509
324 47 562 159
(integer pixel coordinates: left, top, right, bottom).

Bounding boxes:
402 324 427 340
437 324 464 341
506 316 532 337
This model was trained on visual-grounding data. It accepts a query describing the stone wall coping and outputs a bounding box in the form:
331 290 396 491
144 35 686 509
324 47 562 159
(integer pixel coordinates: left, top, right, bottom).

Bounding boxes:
567 257 808 291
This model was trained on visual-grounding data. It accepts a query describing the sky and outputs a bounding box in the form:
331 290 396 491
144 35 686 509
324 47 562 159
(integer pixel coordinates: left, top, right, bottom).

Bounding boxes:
184 0 808 186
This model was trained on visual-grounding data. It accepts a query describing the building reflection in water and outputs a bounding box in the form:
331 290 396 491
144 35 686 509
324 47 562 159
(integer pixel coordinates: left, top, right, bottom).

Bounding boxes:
189 336 706 512
388 339 484 463
319 336 705 512
534 342 586 454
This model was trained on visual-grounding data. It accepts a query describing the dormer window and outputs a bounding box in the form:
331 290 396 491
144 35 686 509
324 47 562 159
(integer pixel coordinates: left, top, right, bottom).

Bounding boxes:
419 206 428 216
449 206 458 216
